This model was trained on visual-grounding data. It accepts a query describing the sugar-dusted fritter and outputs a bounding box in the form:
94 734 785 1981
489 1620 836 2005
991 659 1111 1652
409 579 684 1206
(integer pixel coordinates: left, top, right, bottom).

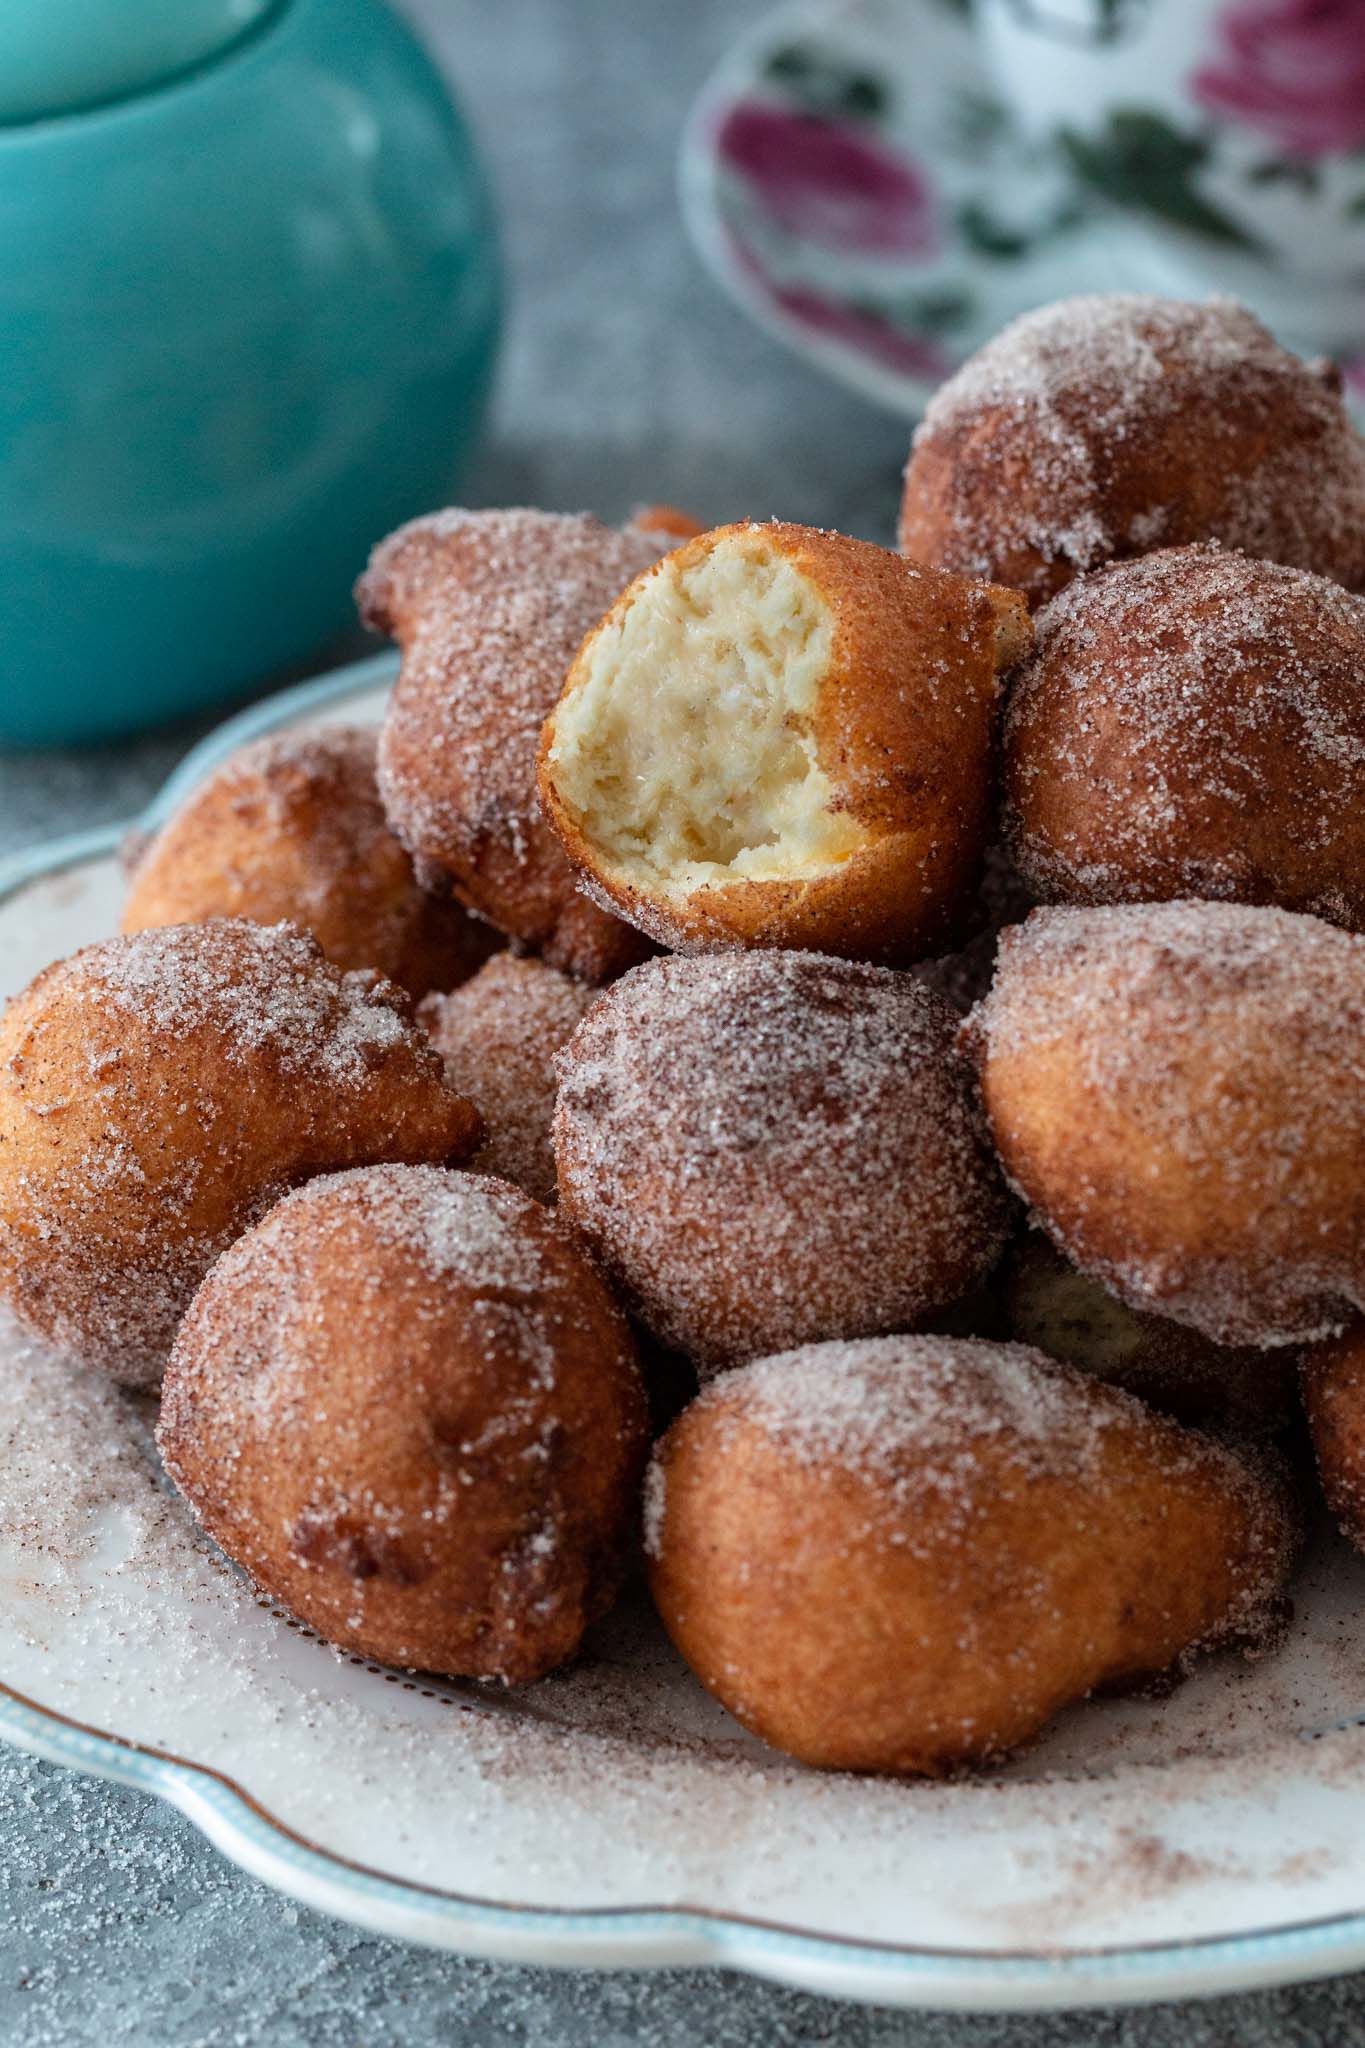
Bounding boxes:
159 1165 648 1681
900 295 1365 607
1004 546 1365 930
360 509 671 982
0 920 482 1386
122 726 496 994
966 901 1365 1349
647 1335 1297 1774
554 951 1012 1371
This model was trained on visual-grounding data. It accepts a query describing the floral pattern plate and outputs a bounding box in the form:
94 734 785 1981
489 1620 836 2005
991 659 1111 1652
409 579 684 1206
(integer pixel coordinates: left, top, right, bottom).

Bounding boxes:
678 0 1365 419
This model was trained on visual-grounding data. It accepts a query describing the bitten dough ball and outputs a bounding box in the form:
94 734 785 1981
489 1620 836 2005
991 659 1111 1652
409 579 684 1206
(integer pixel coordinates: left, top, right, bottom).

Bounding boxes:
122 727 497 995
538 521 1031 966
0 921 483 1386
1003 1234 1297 1434
420 953 598 1202
1301 1323 1365 1552
646 1335 1297 1775
554 951 1012 1371
159 1166 648 1682
360 509 672 982
900 295 1365 607
967 901 1365 1349
1004 546 1365 930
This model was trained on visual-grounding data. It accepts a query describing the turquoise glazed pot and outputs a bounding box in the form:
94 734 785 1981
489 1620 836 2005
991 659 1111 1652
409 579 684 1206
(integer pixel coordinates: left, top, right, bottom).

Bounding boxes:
0 0 499 746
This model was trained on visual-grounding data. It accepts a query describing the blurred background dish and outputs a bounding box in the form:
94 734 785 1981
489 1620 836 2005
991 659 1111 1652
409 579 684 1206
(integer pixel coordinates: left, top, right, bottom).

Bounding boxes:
681 0 1365 421
0 0 499 747
973 0 1365 357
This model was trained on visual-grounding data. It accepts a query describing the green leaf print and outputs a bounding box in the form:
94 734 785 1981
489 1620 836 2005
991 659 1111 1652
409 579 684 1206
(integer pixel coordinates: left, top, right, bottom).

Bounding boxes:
763 43 888 122
1059 111 1264 251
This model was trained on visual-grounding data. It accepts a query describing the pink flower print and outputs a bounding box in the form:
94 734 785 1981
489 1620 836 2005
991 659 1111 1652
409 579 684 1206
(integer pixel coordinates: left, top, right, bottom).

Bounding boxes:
1191 0 1365 159
715 102 939 256
766 282 952 378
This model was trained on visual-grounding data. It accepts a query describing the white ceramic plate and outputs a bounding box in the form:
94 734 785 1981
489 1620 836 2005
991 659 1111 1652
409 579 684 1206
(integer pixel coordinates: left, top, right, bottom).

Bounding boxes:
8 656 1365 2012
678 0 1365 423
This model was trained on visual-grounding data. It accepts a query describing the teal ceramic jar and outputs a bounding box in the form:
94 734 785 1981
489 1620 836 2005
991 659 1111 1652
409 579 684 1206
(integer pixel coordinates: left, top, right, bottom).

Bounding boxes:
0 0 500 746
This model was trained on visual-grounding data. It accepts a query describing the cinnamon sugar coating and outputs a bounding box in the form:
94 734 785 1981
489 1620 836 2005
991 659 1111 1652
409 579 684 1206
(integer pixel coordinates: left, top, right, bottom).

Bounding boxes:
420 953 597 1202
647 1335 1298 1774
0 920 483 1387
360 508 670 982
1004 546 1365 929
967 901 1365 1349
554 951 1013 1371
900 295 1365 607
158 1165 648 1683
122 727 496 995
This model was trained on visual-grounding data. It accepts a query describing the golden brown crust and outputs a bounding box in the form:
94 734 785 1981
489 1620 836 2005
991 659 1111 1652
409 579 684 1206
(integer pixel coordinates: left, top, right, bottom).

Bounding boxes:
1302 1323 1365 1552
1004 547 1365 929
538 520 1031 965
900 296 1365 607
0 921 483 1387
121 727 497 995
360 508 669 983
554 951 1013 1370
966 901 1365 1349
647 1335 1297 1775
158 1165 648 1683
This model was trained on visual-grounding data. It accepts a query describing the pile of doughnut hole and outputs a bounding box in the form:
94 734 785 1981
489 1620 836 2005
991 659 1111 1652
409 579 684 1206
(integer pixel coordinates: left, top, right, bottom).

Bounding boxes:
4 294 1365 1778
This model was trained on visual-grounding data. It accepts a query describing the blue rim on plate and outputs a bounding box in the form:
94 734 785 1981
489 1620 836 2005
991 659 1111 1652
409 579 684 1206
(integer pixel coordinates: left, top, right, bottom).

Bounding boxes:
5 652 1365 2008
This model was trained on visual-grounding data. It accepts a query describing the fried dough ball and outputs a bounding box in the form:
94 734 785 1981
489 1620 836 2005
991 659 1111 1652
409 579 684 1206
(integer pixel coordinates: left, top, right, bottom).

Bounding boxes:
900 295 1365 608
360 509 672 982
419 953 597 1202
121 727 496 995
538 521 1031 965
966 901 1365 1350
646 1335 1297 1775
1004 546 1365 929
1302 1323 1365 1550
1004 1235 1296 1434
158 1165 647 1682
0 921 482 1387
554 952 1012 1372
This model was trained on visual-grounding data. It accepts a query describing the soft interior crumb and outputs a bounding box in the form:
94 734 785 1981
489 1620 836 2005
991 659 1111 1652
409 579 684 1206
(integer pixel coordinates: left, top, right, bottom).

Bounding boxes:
546 532 865 894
